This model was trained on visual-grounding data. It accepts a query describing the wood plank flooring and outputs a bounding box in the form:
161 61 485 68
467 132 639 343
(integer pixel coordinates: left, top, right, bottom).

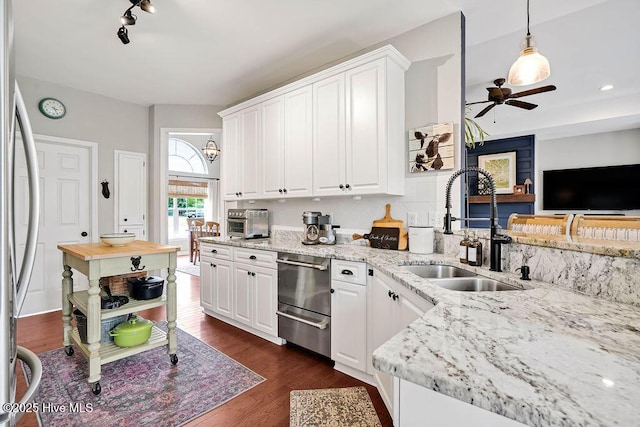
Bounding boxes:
15 257 392 426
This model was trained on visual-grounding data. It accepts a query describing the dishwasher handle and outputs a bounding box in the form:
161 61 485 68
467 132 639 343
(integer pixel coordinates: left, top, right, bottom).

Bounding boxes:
276 310 328 330
276 258 328 271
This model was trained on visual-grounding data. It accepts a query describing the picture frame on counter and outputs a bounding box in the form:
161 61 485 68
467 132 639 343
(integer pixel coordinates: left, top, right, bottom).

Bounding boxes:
478 151 516 194
513 184 526 195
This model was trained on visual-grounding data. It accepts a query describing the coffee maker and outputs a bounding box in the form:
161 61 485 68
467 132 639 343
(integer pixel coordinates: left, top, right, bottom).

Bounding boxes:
302 211 331 245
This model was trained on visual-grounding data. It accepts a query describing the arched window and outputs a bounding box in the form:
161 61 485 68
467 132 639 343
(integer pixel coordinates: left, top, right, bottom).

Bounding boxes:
168 138 208 174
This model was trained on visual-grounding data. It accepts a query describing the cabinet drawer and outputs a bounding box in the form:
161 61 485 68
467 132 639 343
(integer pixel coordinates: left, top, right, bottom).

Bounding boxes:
331 259 366 285
200 243 232 260
234 248 277 269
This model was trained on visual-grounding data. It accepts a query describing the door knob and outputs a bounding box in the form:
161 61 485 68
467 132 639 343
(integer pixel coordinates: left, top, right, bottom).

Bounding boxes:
81 231 88 237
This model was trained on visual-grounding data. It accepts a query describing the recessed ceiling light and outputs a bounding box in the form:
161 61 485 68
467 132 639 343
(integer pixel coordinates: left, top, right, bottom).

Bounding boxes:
599 85 614 91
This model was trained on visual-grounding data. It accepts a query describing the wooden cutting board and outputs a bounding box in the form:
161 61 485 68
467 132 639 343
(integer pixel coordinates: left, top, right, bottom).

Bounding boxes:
352 227 401 250
353 204 408 250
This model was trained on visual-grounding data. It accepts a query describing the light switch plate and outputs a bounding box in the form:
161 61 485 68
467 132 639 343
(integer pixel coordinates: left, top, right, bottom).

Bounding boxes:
407 212 418 227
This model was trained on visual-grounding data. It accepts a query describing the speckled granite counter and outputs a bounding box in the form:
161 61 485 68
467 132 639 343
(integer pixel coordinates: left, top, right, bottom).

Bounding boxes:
200 235 640 427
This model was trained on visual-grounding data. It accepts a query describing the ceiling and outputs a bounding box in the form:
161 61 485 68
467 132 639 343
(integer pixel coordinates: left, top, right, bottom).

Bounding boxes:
13 0 640 140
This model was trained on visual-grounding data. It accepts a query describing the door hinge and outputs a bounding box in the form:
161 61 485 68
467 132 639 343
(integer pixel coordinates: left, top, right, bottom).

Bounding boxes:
368 269 373 276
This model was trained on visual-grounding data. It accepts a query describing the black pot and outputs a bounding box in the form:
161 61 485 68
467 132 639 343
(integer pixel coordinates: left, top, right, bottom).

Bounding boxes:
127 276 164 300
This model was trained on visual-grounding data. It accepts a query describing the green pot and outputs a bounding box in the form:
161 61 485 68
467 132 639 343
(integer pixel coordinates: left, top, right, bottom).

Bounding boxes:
109 316 153 347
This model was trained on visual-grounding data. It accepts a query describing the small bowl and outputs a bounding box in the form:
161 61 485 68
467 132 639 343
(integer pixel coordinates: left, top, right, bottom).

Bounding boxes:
100 233 136 247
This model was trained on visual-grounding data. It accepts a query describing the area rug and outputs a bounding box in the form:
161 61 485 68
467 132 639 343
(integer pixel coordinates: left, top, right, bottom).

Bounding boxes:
176 263 201 276
290 386 382 427
23 322 264 427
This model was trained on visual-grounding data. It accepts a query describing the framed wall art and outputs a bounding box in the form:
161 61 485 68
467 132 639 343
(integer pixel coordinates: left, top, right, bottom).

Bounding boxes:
478 151 516 194
408 122 454 173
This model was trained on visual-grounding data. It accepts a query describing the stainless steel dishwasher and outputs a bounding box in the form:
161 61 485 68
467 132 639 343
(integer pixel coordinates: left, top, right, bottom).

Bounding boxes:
276 253 331 358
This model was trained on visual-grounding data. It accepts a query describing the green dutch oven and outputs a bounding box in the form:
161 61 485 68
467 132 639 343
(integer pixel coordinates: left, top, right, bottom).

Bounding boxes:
109 316 153 347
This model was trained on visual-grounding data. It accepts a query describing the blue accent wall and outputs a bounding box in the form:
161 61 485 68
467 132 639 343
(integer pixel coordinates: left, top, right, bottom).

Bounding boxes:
466 135 535 228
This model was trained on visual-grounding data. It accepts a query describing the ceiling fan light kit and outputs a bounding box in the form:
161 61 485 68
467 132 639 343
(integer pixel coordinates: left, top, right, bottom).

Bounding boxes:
508 0 550 86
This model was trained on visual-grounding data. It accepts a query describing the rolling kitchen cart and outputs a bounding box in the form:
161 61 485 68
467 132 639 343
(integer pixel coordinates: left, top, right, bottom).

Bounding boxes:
58 241 179 395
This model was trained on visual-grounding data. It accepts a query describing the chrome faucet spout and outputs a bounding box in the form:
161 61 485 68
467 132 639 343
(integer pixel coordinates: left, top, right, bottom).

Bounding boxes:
443 166 511 271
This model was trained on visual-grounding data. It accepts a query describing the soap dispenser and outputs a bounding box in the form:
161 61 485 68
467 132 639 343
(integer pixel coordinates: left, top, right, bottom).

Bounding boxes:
459 230 470 264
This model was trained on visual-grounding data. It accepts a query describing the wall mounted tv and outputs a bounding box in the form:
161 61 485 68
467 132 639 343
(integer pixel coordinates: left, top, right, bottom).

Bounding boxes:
543 164 640 210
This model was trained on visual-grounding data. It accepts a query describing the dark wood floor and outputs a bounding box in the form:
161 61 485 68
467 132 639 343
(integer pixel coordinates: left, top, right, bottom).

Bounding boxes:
16 257 392 426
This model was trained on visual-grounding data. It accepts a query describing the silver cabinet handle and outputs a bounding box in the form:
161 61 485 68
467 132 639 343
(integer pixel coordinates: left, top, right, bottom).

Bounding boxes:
276 258 328 271
276 310 328 330
13 83 40 316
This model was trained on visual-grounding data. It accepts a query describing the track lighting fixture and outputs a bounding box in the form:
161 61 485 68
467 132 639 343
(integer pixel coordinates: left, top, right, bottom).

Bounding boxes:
117 0 156 45
117 26 130 44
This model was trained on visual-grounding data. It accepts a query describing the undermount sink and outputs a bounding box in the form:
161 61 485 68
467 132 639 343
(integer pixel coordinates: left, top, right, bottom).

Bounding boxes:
399 264 477 279
429 277 527 292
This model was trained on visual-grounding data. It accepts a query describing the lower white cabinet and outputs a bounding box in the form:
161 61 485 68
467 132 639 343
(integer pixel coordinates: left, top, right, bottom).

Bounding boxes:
367 269 435 419
395 378 527 427
331 260 367 373
200 243 280 344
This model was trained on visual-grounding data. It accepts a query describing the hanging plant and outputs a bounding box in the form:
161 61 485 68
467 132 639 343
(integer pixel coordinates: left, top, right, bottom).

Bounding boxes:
464 105 489 149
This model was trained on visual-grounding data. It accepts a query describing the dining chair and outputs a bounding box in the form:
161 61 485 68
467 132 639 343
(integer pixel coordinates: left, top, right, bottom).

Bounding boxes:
205 221 221 237
191 220 205 264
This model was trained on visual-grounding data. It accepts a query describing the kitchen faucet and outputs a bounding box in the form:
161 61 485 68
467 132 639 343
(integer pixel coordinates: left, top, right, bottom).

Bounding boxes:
443 166 512 272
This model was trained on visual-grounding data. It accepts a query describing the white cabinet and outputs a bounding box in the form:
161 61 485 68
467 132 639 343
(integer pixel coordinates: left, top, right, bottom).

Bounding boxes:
261 86 313 199
200 243 280 343
331 260 367 373
313 56 407 197
114 150 146 239
396 378 527 427
367 269 434 418
222 105 261 200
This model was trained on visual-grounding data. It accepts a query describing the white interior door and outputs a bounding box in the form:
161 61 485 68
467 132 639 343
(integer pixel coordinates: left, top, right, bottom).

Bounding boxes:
15 137 94 316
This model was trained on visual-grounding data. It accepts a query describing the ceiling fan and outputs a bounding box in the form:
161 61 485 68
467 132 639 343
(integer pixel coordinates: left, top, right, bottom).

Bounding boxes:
467 78 556 118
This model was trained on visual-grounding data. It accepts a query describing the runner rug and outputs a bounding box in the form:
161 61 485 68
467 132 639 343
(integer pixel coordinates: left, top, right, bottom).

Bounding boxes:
23 322 264 426
290 386 382 427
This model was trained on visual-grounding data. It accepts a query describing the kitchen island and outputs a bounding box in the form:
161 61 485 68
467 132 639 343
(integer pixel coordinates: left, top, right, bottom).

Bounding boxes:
200 232 639 426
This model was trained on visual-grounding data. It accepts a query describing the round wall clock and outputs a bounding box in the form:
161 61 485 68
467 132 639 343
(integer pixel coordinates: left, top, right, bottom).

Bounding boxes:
38 98 66 119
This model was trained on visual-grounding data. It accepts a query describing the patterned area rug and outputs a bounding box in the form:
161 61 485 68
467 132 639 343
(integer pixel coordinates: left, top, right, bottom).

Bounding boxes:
176 263 201 276
290 386 382 427
23 322 264 426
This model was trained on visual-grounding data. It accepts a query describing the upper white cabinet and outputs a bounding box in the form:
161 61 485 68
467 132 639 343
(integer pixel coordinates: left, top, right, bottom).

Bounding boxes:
219 45 410 200
114 150 147 239
261 86 313 199
222 105 261 200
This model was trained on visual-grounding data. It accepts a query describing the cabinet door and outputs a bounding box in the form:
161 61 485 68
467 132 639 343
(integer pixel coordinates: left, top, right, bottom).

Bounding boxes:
331 280 367 372
252 265 278 336
283 86 313 197
222 114 240 199
212 259 233 318
200 258 215 311
312 74 346 196
239 106 261 199
118 225 145 241
345 59 386 194
115 150 146 226
233 263 253 326
395 284 433 331
261 96 285 198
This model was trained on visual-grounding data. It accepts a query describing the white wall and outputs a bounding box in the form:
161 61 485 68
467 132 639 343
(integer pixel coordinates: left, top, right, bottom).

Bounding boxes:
235 12 464 234
17 75 149 234
536 127 640 215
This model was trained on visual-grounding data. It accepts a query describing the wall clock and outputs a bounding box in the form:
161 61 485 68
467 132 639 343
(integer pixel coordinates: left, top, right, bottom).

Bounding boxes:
38 98 66 119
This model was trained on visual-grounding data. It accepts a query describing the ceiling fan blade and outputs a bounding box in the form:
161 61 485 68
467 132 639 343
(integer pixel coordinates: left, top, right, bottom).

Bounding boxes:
475 103 496 118
466 100 492 106
505 99 538 110
509 85 557 99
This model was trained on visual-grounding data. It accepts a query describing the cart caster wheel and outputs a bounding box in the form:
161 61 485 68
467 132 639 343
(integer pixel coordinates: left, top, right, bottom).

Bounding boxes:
170 354 178 365
64 346 74 356
91 382 101 395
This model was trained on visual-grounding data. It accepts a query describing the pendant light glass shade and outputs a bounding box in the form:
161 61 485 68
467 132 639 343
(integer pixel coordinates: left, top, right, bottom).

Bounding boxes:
202 139 220 162
508 0 550 86
508 34 550 86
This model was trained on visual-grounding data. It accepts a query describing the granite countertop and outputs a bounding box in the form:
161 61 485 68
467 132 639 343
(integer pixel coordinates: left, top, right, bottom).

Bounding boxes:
200 235 640 426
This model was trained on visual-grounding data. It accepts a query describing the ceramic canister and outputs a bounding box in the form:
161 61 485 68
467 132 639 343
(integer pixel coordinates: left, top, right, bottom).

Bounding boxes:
408 226 434 254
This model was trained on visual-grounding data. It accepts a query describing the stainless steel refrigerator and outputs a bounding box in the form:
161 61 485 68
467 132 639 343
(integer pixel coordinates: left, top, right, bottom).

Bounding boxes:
1 1 42 425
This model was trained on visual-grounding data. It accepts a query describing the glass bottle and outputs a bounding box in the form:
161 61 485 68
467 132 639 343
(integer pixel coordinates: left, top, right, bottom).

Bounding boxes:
459 230 469 264
468 231 483 267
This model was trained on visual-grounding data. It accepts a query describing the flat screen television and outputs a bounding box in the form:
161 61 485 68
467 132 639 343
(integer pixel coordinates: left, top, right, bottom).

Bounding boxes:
543 164 640 210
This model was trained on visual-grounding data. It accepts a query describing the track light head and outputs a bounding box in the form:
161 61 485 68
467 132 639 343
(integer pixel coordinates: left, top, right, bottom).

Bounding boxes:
139 0 155 14
120 10 137 26
117 26 130 44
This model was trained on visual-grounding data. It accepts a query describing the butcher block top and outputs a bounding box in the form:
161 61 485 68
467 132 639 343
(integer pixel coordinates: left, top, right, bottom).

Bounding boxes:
58 240 179 261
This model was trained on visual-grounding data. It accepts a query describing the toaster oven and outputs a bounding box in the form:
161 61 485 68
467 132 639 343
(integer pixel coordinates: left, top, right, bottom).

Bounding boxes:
227 209 269 239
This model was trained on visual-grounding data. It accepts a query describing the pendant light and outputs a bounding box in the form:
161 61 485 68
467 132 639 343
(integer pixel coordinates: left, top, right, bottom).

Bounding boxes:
507 0 550 86
202 137 220 163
